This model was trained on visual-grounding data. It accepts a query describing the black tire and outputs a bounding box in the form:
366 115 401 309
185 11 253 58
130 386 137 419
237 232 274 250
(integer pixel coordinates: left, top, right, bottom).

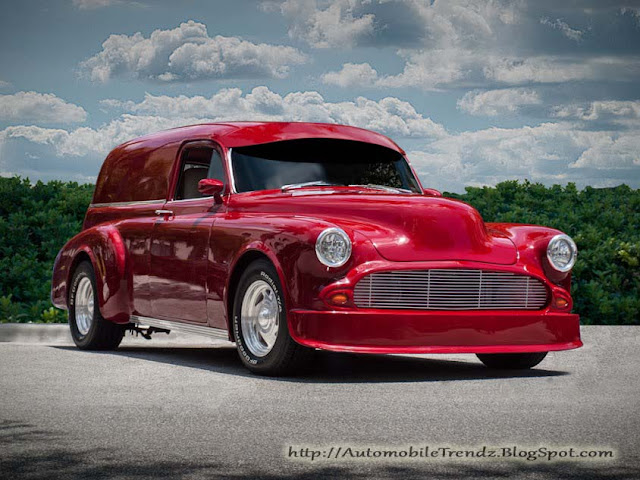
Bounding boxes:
232 259 312 376
476 352 548 370
69 261 124 350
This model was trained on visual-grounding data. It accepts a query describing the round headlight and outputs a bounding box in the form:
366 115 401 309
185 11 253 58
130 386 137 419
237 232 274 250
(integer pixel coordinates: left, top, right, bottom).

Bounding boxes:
315 227 352 267
546 234 577 272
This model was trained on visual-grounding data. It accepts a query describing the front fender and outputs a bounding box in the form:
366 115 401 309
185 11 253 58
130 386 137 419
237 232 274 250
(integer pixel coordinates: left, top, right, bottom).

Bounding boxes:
487 223 571 289
51 225 131 323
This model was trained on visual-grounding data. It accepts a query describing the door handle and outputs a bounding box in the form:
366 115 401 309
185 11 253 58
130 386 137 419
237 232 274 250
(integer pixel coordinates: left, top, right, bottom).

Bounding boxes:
155 209 173 216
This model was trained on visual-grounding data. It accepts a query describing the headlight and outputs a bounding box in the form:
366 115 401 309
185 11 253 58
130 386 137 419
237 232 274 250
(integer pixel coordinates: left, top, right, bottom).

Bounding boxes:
546 234 577 272
315 227 352 267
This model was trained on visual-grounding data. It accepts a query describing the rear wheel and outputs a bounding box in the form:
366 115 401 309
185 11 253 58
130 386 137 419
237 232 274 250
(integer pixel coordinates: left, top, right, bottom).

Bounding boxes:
476 352 547 370
232 259 311 376
69 261 124 350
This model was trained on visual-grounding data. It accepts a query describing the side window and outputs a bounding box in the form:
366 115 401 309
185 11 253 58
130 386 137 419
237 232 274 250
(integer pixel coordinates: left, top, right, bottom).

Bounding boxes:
208 149 225 181
175 145 225 200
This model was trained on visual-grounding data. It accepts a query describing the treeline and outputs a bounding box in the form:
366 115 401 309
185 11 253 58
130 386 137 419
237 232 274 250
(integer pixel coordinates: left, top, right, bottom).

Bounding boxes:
0 176 638 325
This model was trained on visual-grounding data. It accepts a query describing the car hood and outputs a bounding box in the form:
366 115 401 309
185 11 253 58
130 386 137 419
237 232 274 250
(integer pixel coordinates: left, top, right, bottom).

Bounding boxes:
233 191 517 265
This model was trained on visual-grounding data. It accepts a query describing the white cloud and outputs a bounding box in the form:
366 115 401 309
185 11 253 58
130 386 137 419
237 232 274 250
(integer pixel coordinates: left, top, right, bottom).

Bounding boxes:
313 2 639 90
80 20 307 82
552 100 640 124
409 122 639 192
0 91 87 123
375 49 476 89
540 17 584 42
269 0 520 49
0 80 11 90
2 87 445 158
483 56 640 85
457 88 541 116
407 0 520 47
571 134 640 170
268 0 374 48
105 87 447 139
321 63 379 88
1 115 196 157
322 50 476 90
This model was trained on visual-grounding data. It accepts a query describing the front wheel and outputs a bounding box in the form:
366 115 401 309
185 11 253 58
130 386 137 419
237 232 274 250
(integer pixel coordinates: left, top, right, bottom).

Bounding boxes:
232 259 311 376
476 352 548 370
69 261 124 350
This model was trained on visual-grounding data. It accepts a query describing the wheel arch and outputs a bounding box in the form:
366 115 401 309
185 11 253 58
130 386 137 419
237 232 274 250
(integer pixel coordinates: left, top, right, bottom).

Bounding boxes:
225 246 288 341
67 250 94 302
52 226 131 324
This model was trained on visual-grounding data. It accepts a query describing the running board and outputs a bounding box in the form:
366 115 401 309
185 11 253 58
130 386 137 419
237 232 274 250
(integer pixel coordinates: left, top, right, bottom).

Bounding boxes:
130 315 232 342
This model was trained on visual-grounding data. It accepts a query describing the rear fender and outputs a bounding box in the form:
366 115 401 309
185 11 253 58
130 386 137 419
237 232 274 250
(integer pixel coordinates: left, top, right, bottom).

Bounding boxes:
51 225 131 323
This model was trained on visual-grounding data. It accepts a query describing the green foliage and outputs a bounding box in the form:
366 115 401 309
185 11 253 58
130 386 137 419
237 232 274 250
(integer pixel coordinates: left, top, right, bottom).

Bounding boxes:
446 180 640 325
0 177 637 325
0 177 94 324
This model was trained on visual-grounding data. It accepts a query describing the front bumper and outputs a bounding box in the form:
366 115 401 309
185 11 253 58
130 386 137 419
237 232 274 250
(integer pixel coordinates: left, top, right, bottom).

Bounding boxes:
288 309 581 354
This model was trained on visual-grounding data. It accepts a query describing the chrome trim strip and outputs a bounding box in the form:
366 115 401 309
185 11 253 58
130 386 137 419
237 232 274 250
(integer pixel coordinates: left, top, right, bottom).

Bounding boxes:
165 196 214 204
130 315 233 341
227 147 238 194
90 199 165 208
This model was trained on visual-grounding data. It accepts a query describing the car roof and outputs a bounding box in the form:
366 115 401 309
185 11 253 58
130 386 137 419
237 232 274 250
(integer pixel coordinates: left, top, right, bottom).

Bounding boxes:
115 121 405 154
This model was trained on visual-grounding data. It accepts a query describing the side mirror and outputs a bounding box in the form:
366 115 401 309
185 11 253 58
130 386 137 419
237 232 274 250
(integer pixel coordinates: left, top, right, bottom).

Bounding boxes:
198 178 224 202
423 188 443 197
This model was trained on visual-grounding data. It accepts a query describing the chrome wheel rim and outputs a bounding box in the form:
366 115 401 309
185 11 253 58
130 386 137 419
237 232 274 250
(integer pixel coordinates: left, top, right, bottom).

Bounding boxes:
75 276 94 336
240 280 279 357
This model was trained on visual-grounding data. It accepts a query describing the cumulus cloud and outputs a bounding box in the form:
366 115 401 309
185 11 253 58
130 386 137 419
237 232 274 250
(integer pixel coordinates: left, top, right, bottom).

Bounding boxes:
571 134 640 170
482 56 640 84
375 49 477 89
326 52 640 91
268 0 519 49
321 63 379 88
265 0 374 48
409 123 640 192
1 115 197 157
80 20 307 82
540 17 584 42
552 100 640 124
0 91 87 123
2 87 445 158
322 50 477 90
103 87 447 139
457 88 542 116
313 2 639 90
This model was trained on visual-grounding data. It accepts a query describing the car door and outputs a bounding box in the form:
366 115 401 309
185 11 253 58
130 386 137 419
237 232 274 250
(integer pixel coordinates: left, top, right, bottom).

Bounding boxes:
149 141 227 323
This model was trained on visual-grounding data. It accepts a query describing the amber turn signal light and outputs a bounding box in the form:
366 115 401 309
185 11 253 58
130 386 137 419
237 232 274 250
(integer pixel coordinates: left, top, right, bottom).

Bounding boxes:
329 293 349 306
553 297 570 310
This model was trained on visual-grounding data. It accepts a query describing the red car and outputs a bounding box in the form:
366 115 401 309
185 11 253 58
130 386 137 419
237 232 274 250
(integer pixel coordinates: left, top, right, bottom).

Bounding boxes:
51 122 581 375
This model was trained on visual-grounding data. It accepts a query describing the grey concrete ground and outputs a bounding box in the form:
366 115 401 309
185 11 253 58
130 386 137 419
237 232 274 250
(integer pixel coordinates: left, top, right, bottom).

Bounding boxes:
0 325 638 479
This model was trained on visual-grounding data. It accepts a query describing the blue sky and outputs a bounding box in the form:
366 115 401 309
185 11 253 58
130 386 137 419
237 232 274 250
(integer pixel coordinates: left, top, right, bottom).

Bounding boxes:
1 0 639 192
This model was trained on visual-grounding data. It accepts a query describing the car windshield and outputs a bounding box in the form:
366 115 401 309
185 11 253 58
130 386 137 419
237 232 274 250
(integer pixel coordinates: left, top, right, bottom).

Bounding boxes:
231 138 421 193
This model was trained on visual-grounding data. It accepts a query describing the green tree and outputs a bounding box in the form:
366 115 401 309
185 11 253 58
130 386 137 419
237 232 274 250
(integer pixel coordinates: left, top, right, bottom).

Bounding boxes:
0 176 638 325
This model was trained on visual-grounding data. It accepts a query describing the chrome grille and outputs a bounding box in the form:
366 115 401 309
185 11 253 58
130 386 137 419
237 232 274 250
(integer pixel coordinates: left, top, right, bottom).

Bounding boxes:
353 269 548 310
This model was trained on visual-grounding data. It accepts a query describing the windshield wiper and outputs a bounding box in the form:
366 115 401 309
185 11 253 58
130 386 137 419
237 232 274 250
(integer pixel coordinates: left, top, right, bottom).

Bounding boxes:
348 184 413 193
281 181 342 192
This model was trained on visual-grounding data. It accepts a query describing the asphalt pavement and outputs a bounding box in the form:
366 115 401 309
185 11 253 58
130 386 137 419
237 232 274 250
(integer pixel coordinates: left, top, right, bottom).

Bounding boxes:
1 325 638 479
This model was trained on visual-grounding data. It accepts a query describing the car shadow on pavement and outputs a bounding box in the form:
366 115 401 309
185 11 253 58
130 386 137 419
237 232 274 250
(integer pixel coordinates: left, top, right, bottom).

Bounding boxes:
54 345 568 383
1 419 636 480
